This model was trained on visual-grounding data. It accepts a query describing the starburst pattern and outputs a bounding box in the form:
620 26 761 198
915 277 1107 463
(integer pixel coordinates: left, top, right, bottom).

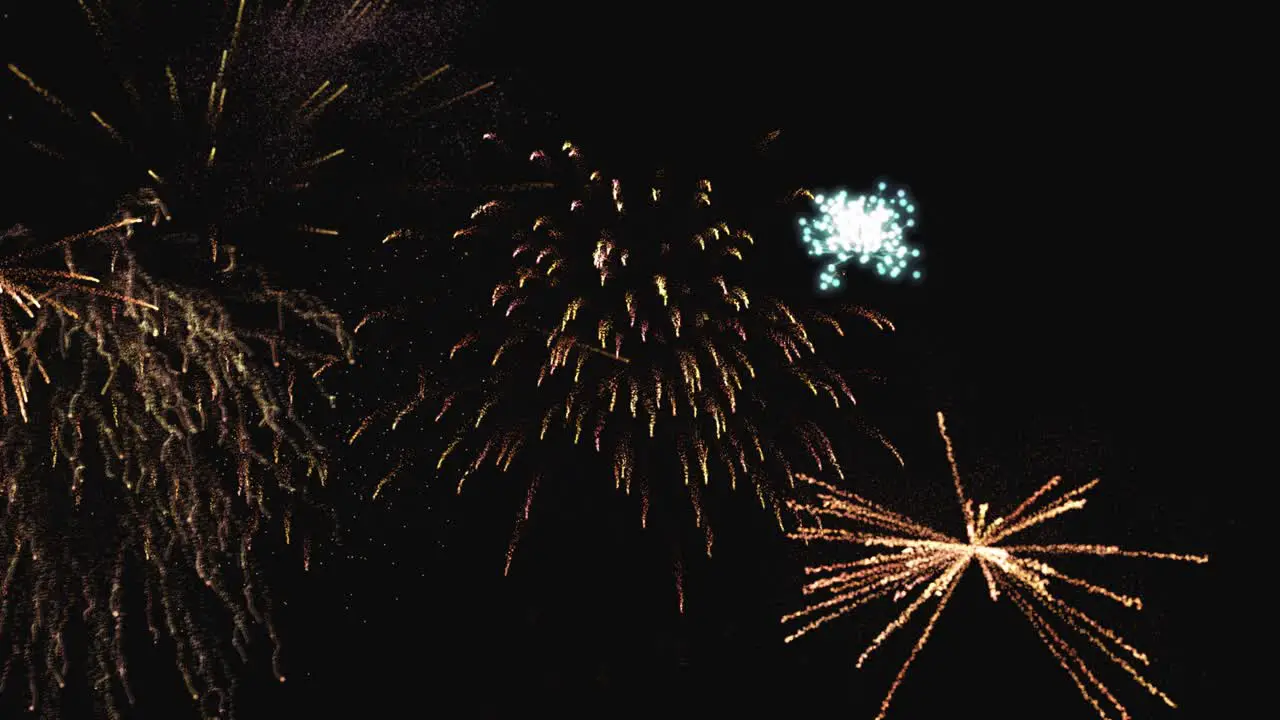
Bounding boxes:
783 412 1207 720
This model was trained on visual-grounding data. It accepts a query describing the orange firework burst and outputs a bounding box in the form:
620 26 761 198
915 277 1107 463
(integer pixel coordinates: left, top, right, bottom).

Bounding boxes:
0 210 351 717
783 412 1207 719
363 137 897 581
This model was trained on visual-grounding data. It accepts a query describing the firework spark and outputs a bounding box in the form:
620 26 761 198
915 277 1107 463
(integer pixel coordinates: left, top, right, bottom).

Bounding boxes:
798 183 921 290
359 137 897 584
783 412 1206 720
0 212 351 717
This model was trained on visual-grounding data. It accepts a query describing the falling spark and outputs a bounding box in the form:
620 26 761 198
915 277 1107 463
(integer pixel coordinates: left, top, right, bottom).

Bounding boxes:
89 111 123 142
5 64 73 117
503 476 540 576
301 148 347 168
165 65 182 115
372 457 406 500
427 81 495 114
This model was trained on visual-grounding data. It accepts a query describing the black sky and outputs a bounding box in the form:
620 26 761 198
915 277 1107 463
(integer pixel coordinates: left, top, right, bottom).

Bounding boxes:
0 2 1233 718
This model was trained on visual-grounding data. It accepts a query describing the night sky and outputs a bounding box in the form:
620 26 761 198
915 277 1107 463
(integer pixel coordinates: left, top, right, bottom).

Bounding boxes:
1 2 1233 718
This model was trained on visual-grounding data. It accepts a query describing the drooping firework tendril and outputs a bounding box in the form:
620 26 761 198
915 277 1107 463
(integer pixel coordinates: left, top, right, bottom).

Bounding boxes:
0 210 351 718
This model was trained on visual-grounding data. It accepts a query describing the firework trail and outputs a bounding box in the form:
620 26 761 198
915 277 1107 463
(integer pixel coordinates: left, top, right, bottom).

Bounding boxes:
4 0 497 251
357 136 899 587
0 207 352 718
783 412 1207 719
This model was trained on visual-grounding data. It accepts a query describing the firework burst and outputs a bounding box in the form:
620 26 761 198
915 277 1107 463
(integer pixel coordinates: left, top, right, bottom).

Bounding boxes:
0 209 351 717
4 0 496 253
797 183 921 290
362 137 899 586
783 412 1207 719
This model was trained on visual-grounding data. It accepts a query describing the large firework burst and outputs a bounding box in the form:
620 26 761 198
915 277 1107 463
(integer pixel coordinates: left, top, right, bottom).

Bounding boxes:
4 0 495 255
364 137 899 588
783 412 1207 719
0 207 351 717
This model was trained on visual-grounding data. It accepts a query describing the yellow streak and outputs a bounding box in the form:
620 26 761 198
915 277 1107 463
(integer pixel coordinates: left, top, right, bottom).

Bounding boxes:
306 84 349 119
89 111 122 142
6 64 73 116
428 81 495 113
936 411 976 540
402 65 450 96
165 66 182 115
300 80 331 111
302 148 346 167
59 217 144 244
231 0 247 52
299 226 340 236
216 87 227 125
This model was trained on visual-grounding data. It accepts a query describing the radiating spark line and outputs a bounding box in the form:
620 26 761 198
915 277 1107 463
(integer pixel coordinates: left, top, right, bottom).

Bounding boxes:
165 65 182 116
299 226 340 236
427 81 495 113
230 0 247 54
301 148 346 168
402 65 450 96
299 80 331 112
304 84 349 120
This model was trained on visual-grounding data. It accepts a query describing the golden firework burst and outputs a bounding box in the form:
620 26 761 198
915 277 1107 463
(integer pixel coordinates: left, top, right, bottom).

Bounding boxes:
783 412 1207 720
